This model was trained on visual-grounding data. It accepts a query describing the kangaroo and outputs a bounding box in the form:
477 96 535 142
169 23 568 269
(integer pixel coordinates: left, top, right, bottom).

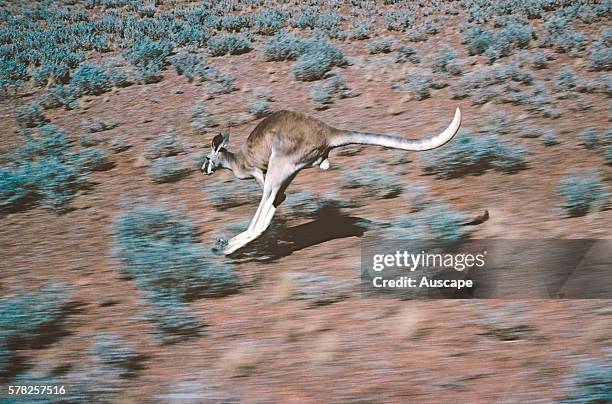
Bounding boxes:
202 108 462 255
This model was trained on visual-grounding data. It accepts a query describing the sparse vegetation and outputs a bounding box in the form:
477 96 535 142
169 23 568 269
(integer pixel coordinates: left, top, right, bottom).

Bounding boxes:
342 163 403 199
422 129 527 179
248 88 272 118
310 74 354 109
558 169 605 217
366 37 393 54
561 356 612 403
207 34 252 56
114 206 238 341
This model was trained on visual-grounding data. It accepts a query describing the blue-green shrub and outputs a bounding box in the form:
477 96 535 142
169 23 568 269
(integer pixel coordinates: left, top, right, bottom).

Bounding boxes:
114 206 238 340
558 169 605 217
263 31 307 61
366 37 393 54
69 64 114 96
14 104 47 128
78 148 115 172
395 45 421 64
0 284 69 352
342 163 403 199
91 333 141 377
292 38 347 82
207 34 252 56
251 8 288 35
432 45 459 73
392 202 466 241
148 157 192 183
422 129 527 179
124 38 173 81
581 128 600 149
204 178 260 210
1 125 89 213
170 51 215 83
561 357 612 403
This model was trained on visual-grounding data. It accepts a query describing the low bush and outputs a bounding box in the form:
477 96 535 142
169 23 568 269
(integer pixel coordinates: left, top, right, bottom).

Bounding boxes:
251 8 288 35
109 134 132 153
190 101 218 134
464 23 534 62
432 45 459 73
581 128 600 149
558 169 605 217
148 157 192 183
407 71 433 100
263 31 307 62
204 179 260 210
146 131 185 160
422 129 527 179
366 37 393 54
588 44 612 72
14 104 47 128
81 117 120 133
69 64 116 96
207 34 252 56
395 45 420 64
310 74 354 109
392 202 466 241
1 125 89 213
114 206 238 340
91 333 141 377
341 163 403 199
78 148 115 172
170 51 215 83
0 284 70 371
292 38 347 82
248 88 272 118
561 357 612 403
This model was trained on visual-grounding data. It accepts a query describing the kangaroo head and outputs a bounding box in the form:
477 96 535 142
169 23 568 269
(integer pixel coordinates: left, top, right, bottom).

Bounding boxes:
202 132 230 175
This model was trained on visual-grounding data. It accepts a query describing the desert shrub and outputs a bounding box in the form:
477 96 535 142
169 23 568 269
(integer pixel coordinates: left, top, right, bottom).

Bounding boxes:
581 128 600 149
1 125 89 213
392 202 466 241
292 38 347 82
248 89 272 118
383 8 416 32
251 8 288 35
110 134 132 153
366 37 393 54
81 117 120 133
395 45 420 64
555 67 576 92
558 169 605 217
14 104 47 128
208 73 237 94
146 131 185 160
542 130 561 146
190 101 217 134
204 178 260 210
349 21 372 40
144 298 203 343
114 206 237 339
310 74 354 109
588 44 612 71
432 45 459 73
78 148 114 172
263 31 307 61
0 283 69 356
422 129 527 179
216 15 250 33
341 163 403 199
464 23 534 62
79 135 104 147
207 34 252 56
561 357 612 403
407 71 432 100
124 38 173 81
148 157 192 183
170 51 215 83
69 64 115 96
91 333 141 377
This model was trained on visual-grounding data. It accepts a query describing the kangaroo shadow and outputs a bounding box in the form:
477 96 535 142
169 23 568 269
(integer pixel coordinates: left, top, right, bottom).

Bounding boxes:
228 204 372 262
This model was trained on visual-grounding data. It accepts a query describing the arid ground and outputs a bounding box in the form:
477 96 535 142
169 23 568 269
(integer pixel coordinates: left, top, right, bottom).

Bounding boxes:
1 0 610 402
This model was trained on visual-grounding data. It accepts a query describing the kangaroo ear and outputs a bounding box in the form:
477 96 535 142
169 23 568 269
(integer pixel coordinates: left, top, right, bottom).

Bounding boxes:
222 131 230 144
211 133 224 152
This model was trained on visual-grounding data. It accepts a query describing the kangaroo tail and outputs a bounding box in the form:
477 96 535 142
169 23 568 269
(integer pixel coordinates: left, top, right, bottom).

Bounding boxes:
329 108 461 151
